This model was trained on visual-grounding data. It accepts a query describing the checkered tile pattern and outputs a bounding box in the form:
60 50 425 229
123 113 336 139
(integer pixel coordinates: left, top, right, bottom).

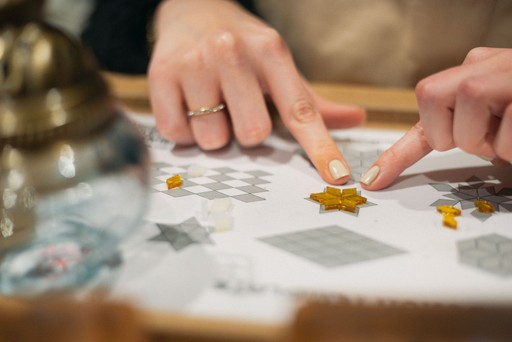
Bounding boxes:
458 234 512 277
150 163 272 203
259 225 404 268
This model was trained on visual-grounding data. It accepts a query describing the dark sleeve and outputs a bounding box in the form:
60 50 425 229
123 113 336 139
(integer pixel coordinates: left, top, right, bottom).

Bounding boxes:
81 0 258 75
236 0 258 15
81 0 161 74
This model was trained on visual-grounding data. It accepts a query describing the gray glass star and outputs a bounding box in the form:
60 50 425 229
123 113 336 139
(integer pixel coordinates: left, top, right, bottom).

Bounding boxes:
430 176 512 221
150 217 212 251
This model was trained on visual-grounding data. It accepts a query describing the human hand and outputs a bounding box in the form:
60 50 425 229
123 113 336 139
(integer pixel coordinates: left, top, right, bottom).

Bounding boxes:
360 47 512 190
148 0 366 184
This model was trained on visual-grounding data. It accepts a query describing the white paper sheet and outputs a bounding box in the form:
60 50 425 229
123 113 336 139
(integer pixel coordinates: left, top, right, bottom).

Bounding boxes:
110 114 512 324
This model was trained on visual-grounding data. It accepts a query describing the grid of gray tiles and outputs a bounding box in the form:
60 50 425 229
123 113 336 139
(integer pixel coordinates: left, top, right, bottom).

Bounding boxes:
150 217 211 251
150 162 272 203
457 234 512 277
259 225 405 268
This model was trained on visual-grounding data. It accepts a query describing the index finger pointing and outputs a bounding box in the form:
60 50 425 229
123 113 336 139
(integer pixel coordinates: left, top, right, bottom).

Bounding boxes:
360 122 433 190
261 56 350 184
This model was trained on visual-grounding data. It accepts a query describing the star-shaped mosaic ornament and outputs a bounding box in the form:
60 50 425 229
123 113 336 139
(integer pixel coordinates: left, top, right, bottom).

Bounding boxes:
149 217 212 251
306 186 376 216
430 176 512 222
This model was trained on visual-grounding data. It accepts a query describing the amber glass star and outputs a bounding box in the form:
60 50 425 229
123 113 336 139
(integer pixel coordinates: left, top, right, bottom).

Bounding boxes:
310 187 367 213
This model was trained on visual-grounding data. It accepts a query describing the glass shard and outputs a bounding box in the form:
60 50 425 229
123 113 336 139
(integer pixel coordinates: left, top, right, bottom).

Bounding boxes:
436 205 461 229
474 200 495 214
166 174 183 190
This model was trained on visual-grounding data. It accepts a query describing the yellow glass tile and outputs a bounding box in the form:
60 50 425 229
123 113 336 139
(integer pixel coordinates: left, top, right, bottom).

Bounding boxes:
341 198 358 207
324 202 342 211
474 200 495 214
339 203 357 213
309 192 323 202
166 174 183 189
442 214 458 229
341 188 358 198
326 186 342 197
436 205 461 216
350 195 367 206
321 196 342 210
310 192 336 204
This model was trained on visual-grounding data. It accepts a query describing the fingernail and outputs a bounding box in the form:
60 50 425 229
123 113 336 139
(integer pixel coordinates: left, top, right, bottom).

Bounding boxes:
360 165 380 185
477 155 493 162
328 159 349 180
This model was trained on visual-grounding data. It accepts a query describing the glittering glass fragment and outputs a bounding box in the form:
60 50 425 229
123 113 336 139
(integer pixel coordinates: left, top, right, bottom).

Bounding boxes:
339 203 357 213
324 198 343 211
442 215 458 229
436 205 461 216
345 195 367 206
166 174 183 189
326 186 341 197
341 188 358 198
474 200 495 214
436 205 461 229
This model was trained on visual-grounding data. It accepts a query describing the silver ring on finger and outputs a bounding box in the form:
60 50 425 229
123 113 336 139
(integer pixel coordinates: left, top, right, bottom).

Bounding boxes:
187 103 226 118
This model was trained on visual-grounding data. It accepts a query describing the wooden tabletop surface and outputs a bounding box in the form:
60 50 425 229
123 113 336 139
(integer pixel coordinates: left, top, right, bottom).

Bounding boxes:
103 72 419 131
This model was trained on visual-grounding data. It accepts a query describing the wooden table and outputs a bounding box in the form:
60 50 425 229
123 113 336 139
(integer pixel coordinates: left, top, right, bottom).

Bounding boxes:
102 72 419 131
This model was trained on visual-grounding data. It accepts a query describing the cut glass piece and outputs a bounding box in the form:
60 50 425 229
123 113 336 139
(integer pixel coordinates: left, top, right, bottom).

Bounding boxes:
324 201 343 211
310 192 334 203
341 188 358 197
436 205 461 216
326 187 341 197
436 205 461 229
475 200 495 214
430 183 455 192
339 202 357 213
166 174 183 190
442 215 458 229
